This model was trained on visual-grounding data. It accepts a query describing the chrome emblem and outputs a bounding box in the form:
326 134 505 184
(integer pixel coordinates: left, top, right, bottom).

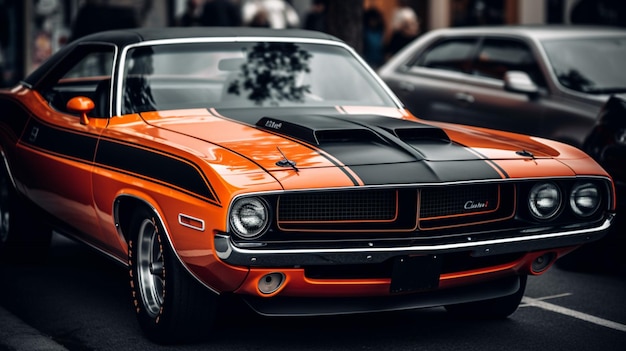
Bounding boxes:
464 200 489 210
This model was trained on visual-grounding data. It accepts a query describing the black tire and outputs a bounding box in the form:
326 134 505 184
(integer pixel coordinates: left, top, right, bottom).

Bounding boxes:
444 275 527 319
0 166 51 262
127 207 217 344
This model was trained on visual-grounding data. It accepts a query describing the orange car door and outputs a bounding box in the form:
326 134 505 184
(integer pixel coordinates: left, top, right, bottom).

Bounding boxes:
15 45 115 246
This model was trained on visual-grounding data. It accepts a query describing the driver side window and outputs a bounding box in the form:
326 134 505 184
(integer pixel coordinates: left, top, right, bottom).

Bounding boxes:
41 45 115 117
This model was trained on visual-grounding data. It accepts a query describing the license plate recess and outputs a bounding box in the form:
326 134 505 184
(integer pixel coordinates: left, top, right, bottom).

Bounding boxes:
390 255 442 294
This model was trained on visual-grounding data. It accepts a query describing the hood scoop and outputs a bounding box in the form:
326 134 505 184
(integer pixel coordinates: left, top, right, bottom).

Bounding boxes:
385 126 450 143
256 116 384 145
255 115 451 146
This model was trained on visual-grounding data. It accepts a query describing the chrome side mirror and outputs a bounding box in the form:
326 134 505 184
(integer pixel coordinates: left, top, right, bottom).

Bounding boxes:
504 71 539 95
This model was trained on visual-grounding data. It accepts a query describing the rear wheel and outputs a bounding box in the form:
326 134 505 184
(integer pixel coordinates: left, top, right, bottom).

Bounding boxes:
444 275 527 319
128 207 217 344
0 166 51 262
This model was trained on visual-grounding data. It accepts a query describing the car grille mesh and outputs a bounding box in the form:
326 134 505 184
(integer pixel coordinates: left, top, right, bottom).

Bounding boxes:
420 184 499 219
278 189 397 222
275 184 513 232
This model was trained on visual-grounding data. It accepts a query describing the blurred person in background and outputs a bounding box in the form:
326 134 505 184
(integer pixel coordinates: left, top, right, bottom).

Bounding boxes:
386 4 420 59
201 0 242 26
303 0 327 32
363 7 385 69
70 0 138 41
242 0 300 29
177 0 203 26
249 7 271 27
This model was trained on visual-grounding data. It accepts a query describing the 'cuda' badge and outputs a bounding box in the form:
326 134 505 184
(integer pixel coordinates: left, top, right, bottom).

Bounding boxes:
464 201 489 210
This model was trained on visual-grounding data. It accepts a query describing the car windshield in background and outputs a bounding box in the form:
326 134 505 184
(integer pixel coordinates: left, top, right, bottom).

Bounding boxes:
121 42 395 114
542 37 626 94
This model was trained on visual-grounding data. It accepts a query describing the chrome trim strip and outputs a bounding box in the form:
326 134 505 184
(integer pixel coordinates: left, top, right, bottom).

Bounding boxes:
217 215 613 261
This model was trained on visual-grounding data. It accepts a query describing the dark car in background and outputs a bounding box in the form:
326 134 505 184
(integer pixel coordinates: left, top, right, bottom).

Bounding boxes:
584 94 626 196
378 26 626 195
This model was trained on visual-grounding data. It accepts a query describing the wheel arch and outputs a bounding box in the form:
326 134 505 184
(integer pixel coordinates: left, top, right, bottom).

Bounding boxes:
113 193 221 295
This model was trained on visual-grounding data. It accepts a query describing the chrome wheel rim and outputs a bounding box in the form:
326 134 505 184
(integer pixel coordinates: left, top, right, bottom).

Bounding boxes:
0 175 10 244
137 218 165 318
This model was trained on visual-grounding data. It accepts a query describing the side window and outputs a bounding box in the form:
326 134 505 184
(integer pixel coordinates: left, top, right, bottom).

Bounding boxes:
63 51 114 79
40 45 115 116
472 38 545 86
413 38 478 73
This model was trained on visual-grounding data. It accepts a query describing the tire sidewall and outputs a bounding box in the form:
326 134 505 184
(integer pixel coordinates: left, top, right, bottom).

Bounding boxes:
128 208 170 339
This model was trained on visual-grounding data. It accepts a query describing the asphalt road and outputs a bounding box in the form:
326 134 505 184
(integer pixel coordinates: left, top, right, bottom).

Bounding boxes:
1 231 625 351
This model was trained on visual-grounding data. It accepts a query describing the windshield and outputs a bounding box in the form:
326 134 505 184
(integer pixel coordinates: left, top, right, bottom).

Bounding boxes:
121 42 396 114
542 37 626 94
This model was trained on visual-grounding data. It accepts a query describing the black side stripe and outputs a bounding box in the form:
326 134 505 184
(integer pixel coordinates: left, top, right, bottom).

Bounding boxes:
22 119 98 162
20 119 219 204
96 139 219 203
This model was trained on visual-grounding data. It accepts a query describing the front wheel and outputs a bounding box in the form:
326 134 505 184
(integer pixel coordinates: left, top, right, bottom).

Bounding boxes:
444 275 527 319
128 207 216 344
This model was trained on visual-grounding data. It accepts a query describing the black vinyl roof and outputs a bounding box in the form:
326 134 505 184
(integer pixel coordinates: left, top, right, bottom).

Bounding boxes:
78 27 341 46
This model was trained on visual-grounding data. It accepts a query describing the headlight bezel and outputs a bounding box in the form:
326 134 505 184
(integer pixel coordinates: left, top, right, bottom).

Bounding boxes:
569 182 601 217
528 182 562 220
229 196 271 240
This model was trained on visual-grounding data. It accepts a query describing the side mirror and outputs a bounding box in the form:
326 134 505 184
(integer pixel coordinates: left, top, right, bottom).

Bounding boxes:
504 71 539 95
66 96 95 125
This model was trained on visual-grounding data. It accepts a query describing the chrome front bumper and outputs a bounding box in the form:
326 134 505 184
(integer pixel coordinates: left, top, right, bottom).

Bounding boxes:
215 214 615 267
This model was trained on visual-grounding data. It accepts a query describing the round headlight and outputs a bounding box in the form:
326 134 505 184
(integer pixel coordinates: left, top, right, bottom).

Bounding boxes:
230 197 270 239
570 182 601 217
528 183 561 220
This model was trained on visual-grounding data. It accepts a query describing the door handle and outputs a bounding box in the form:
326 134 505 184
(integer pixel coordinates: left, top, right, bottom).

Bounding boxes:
455 92 475 103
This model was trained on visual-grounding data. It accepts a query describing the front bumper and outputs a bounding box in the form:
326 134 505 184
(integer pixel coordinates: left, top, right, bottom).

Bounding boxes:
215 214 614 267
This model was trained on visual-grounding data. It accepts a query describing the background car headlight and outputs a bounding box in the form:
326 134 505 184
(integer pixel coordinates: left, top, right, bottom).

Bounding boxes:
570 183 600 217
528 183 561 220
230 197 270 239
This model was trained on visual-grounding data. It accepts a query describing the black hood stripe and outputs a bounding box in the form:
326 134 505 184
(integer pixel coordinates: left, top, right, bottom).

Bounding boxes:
214 109 506 185
458 141 510 179
19 118 219 204
209 107 363 186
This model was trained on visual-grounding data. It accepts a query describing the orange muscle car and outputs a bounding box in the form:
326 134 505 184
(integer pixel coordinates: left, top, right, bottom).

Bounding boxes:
0 28 616 343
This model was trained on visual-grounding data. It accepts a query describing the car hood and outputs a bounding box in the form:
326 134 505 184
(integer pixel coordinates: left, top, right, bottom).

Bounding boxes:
142 108 583 186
